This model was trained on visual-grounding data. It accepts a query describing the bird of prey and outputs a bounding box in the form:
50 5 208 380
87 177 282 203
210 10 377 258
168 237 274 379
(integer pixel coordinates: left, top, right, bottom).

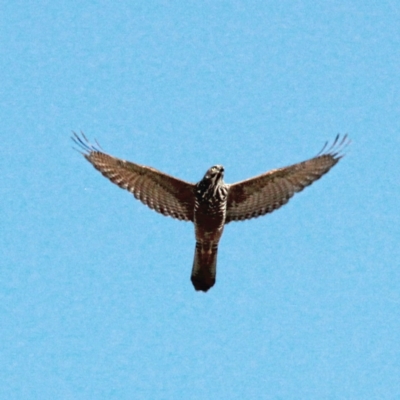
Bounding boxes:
72 133 349 292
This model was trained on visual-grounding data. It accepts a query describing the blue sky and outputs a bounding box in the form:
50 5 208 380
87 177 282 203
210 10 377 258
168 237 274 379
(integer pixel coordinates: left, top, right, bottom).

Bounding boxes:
1 1 399 399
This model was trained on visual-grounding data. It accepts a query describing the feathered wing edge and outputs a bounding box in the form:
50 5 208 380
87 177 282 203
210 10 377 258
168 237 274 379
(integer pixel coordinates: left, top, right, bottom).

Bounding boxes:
72 131 104 154
315 134 350 158
225 134 350 223
72 132 196 221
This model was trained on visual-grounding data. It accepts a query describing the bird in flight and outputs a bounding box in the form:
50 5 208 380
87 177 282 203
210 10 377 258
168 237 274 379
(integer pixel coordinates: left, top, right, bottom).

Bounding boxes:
72 133 349 292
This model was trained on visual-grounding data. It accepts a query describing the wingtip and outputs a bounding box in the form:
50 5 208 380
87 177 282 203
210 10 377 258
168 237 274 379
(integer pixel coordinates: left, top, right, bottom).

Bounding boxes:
317 134 351 159
71 131 102 155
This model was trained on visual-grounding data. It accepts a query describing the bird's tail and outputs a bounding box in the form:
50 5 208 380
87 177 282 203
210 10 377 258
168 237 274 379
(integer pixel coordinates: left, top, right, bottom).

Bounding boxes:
191 242 218 292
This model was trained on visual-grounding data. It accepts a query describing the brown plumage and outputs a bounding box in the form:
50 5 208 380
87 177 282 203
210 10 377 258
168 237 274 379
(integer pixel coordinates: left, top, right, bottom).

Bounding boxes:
72 132 349 292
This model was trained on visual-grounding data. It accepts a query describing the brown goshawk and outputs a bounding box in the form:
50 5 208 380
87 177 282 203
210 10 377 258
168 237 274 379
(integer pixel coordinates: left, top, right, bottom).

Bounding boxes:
72 133 349 292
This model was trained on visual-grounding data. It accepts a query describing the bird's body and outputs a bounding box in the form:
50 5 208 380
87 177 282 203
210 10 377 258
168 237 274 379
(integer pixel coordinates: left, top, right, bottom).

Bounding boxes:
73 133 349 292
192 165 228 290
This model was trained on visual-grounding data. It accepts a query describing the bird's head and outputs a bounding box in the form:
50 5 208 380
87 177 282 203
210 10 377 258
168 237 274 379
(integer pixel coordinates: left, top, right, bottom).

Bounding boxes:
197 165 227 200
204 165 225 182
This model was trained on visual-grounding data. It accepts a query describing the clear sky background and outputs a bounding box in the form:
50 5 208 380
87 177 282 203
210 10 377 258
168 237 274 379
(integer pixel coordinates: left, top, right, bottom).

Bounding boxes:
1 1 399 399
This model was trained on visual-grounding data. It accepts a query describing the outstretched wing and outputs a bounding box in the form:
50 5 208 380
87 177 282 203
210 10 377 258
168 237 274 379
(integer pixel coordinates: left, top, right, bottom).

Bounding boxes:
72 132 196 221
225 135 349 223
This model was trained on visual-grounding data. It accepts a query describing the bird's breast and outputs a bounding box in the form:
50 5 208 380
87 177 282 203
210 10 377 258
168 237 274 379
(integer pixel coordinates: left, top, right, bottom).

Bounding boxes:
194 198 227 241
193 180 228 241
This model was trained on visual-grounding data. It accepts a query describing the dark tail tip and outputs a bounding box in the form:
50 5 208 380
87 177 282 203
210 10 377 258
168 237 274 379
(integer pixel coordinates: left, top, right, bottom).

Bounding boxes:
191 276 215 292
191 242 218 292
